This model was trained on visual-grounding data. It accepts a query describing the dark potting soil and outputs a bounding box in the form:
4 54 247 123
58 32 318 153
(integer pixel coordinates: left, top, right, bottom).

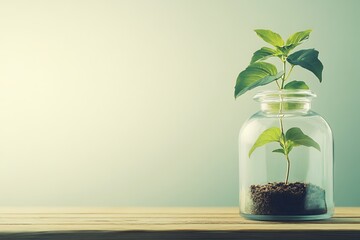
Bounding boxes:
249 182 327 215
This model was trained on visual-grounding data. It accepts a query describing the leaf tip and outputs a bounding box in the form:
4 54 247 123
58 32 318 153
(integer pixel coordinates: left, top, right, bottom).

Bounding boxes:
254 29 267 35
248 149 253 158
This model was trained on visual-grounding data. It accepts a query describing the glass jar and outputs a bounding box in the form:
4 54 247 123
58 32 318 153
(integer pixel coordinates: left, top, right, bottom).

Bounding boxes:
239 90 334 221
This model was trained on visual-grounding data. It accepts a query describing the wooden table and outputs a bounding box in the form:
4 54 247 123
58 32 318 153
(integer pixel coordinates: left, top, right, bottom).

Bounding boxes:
0 207 359 240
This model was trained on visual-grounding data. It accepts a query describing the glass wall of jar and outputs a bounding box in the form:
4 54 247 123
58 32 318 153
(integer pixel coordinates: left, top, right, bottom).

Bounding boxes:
239 90 333 221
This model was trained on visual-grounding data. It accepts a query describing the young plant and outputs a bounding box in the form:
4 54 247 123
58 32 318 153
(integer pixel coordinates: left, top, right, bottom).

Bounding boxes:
235 29 323 184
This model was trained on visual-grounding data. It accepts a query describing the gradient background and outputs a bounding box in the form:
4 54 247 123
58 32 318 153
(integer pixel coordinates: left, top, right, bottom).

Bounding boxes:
0 0 358 207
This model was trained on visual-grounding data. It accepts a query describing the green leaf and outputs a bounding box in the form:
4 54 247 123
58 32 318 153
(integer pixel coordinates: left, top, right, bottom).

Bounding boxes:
254 29 284 47
284 80 309 90
272 148 285 154
284 140 294 155
250 47 280 64
285 29 312 50
287 49 323 82
275 46 292 56
277 30 312 55
285 127 321 151
249 127 281 157
235 62 283 98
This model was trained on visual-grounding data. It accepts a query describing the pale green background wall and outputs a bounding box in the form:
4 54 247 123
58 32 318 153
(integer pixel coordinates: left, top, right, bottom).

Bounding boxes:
0 0 358 206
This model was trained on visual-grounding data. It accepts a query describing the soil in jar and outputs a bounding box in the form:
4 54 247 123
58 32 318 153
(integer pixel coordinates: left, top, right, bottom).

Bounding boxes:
249 182 327 215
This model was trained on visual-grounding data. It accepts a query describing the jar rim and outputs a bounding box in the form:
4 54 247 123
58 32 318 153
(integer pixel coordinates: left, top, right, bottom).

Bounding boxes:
253 90 317 103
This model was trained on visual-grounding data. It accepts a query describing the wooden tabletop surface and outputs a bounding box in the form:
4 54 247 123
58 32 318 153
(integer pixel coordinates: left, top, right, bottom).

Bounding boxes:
0 207 358 240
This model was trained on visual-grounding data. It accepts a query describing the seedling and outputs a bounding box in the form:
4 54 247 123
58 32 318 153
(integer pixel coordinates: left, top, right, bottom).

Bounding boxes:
235 29 323 184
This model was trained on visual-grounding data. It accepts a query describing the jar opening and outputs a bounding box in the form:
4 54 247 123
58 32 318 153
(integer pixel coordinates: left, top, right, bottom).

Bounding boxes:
253 90 316 103
254 90 316 113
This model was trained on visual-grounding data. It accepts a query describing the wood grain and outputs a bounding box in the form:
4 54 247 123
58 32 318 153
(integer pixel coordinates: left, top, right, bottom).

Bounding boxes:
0 207 358 240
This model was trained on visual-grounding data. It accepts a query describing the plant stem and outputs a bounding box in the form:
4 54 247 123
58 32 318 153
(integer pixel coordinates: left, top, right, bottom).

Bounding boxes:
279 116 285 136
285 65 294 81
279 56 291 184
285 154 291 184
278 102 289 184
280 58 286 89
275 80 281 89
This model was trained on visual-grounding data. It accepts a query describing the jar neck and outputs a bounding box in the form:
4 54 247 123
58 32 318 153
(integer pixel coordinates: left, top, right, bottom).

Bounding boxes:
254 90 316 114
260 101 311 114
